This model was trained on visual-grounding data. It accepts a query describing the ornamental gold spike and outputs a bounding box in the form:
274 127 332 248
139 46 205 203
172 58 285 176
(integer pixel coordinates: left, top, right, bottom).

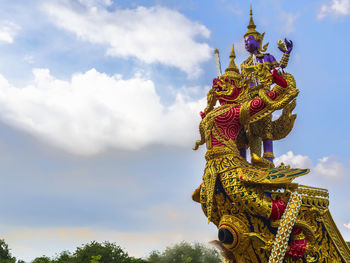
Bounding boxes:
244 5 261 39
248 5 256 31
224 44 240 78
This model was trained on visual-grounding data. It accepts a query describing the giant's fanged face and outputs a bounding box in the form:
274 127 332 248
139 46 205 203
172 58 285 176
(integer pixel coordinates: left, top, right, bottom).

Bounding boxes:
212 76 242 103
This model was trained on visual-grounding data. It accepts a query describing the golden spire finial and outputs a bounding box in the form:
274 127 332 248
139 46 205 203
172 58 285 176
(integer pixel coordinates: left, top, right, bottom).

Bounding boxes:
224 44 240 77
248 5 256 31
229 44 236 60
244 5 260 39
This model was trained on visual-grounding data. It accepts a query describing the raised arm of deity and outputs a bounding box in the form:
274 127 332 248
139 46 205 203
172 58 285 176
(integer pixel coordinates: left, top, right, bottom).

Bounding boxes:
239 6 294 168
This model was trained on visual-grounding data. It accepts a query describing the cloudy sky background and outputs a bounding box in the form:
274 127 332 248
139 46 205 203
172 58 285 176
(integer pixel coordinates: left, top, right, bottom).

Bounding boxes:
0 0 349 261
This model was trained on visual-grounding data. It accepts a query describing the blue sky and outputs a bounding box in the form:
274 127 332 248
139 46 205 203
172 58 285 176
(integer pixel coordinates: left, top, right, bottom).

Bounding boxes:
0 0 349 261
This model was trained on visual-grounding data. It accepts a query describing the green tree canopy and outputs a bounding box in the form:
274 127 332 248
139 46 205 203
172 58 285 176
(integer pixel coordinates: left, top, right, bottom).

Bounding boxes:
30 241 146 263
72 241 139 263
52 250 72 263
31 256 52 263
147 242 222 263
0 238 16 263
0 239 223 263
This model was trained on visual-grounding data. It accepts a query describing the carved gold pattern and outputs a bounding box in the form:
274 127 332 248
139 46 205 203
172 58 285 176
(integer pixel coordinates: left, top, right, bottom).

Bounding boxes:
268 191 302 263
193 41 350 263
280 52 290 68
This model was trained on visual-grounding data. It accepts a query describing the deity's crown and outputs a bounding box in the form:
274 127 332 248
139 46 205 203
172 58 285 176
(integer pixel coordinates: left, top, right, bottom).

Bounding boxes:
243 5 268 52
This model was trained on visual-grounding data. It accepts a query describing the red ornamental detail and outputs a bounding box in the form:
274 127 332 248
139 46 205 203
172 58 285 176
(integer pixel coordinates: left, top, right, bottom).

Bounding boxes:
250 97 265 116
211 107 242 146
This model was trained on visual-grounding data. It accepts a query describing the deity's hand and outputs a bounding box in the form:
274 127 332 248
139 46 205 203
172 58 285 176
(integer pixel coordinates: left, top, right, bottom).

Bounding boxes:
278 38 293 54
285 39 293 54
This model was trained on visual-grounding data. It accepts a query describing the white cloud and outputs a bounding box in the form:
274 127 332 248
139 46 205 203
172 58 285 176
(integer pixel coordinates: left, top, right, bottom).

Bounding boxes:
24 55 35 64
0 68 206 155
0 21 20 43
344 222 350 229
280 12 299 35
41 1 212 77
77 0 112 8
274 151 312 169
275 151 347 180
318 0 350 19
313 156 346 178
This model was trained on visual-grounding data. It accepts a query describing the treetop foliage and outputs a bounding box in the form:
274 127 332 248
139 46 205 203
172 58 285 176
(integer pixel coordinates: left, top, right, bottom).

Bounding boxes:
0 238 222 263
2 238 349 263
147 241 221 263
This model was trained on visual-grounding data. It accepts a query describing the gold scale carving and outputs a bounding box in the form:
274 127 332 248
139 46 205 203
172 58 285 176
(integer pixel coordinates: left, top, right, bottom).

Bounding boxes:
211 183 350 263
